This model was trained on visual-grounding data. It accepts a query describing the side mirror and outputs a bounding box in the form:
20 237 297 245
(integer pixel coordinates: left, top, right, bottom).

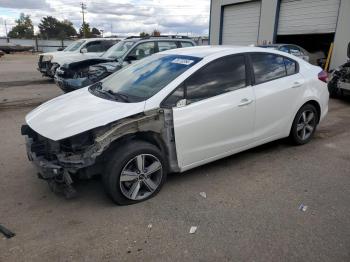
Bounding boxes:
124 55 137 63
176 99 187 108
57 47 64 51
347 42 350 58
81 48 88 54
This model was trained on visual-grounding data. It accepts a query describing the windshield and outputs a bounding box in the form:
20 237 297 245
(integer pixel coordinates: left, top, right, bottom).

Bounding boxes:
64 40 86 52
102 41 134 59
100 54 201 102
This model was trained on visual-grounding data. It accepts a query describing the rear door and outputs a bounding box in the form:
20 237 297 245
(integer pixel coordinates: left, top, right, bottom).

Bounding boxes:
168 55 255 169
250 53 304 140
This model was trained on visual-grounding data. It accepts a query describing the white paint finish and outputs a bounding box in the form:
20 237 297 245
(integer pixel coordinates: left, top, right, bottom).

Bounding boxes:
40 38 121 66
25 88 145 141
222 1 261 45
26 46 329 172
278 0 340 35
253 73 305 140
173 87 255 167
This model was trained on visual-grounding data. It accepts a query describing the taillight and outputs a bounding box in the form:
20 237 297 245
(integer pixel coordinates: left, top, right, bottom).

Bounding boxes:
318 70 328 83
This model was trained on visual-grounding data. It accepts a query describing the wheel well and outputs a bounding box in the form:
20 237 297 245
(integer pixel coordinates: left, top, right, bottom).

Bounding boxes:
303 100 321 123
101 131 167 161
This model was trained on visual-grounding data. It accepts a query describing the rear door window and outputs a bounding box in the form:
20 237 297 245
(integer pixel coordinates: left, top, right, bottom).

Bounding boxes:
85 41 106 52
180 41 194 48
128 42 156 60
251 53 286 84
284 57 297 75
158 41 178 52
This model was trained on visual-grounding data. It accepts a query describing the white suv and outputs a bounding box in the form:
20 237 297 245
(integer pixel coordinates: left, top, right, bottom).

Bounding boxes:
37 38 121 78
23 46 329 204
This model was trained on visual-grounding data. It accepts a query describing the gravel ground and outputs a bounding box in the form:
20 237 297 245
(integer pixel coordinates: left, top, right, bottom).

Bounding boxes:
0 54 349 262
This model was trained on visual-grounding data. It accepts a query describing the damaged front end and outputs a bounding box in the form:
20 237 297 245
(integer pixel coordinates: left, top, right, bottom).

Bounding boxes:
55 60 121 93
22 108 179 199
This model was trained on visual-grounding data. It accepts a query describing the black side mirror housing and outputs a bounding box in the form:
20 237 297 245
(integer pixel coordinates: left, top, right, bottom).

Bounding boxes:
57 47 64 51
347 42 350 58
124 55 137 63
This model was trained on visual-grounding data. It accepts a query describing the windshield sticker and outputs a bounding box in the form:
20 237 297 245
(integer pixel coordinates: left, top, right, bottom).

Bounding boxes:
171 58 194 65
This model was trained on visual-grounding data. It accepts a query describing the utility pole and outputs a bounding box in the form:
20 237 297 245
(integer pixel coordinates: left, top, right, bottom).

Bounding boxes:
4 20 9 42
81 2 87 38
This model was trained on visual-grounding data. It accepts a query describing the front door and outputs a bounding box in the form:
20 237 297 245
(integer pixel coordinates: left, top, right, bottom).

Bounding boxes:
171 55 255 169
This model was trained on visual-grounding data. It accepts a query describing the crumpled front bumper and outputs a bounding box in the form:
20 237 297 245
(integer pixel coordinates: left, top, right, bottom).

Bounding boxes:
54 75 92 93
23 130 77 198
25 136 63 180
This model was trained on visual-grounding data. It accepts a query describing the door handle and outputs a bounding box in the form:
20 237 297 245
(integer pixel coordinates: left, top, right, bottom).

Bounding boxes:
238 98 254 107
292 81 303 88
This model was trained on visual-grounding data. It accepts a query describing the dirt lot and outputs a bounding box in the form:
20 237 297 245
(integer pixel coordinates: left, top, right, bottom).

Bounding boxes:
0 54 349 262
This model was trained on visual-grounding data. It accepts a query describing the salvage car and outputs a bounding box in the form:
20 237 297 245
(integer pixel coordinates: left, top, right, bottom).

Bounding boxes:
38 38 120 78
259 44 310 62
328 42 350 98
54 36 196 92
22 46 329 205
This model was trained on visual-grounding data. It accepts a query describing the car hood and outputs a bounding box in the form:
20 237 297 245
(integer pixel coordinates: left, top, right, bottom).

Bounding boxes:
40 51 102 65
90 61 121 73
25 88 146 141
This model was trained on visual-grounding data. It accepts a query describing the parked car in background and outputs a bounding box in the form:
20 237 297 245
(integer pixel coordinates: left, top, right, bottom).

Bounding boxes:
328 42 350 98
54 35 196 93
259 44 310 62
22 46 328 204
38 38 121 78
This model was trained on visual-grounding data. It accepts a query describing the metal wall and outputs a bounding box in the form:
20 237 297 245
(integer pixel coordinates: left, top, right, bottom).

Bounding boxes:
0 38 74 53
209 0 350 69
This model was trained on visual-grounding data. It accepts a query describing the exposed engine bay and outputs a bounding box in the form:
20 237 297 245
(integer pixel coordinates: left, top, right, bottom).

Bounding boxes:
55 58 122 92
328 61 350 96
22 109 179 198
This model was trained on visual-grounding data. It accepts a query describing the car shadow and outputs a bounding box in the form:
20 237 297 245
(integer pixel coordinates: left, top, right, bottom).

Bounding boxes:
70 138 290 206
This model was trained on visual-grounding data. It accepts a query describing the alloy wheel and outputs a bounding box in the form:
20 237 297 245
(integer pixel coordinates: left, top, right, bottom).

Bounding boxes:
119 154 163 200
296 110 316 141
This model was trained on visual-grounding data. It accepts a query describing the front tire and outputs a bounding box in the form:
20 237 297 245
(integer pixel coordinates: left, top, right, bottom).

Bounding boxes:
103 140 167 205
289 104 318 145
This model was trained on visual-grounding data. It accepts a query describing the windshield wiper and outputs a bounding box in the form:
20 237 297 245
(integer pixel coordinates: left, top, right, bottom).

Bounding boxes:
107 90 130 102
90 82 130 102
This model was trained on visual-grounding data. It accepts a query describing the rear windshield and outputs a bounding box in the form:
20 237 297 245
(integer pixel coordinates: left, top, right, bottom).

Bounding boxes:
101 54 201 101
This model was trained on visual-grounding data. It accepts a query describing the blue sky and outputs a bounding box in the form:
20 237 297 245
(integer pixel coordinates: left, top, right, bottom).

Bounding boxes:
0 0 210 37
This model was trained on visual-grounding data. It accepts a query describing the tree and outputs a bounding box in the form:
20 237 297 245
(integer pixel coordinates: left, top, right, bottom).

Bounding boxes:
140 32 150 37
59 20 77 38
151 29 161 37
39 16 77 39
8 13 34 38
79 22 92 38
91 27 101 37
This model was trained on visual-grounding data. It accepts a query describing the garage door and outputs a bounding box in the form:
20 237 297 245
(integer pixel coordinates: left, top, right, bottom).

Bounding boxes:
278 0 340 35
222 1 261 45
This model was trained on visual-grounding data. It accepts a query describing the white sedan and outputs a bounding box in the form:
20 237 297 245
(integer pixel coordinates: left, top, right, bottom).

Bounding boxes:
22 46 329 204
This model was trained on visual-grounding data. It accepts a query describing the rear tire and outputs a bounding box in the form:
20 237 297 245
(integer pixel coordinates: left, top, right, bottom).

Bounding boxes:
289 104 318 145
103 140 167 205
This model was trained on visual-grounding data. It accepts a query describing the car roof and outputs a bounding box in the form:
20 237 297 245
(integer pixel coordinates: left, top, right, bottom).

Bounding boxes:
161 45 284 58
122 37 194 43
82 38 122 41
